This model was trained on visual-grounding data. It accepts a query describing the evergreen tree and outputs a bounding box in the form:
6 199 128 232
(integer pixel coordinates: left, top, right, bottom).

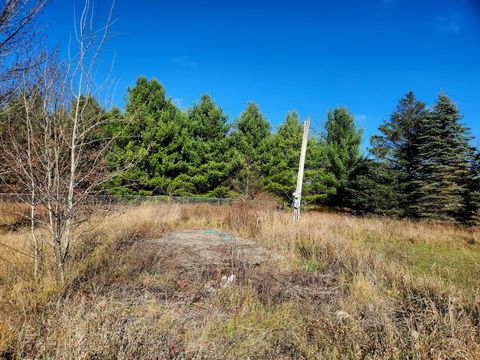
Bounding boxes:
370 92 428 217
260 111 337 204
325 106 363 206
231 102 271 198
463 149 480 224
413 94 474 222
107 77 190 195
261 112 303 201
304 136 338 203
185 94 234 197
345 158 402 216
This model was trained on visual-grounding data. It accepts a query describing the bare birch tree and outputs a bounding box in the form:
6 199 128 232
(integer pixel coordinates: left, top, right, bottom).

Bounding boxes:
0 0 121 282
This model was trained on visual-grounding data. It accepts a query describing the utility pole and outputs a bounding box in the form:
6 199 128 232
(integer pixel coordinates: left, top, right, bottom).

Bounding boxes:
293 117 310 224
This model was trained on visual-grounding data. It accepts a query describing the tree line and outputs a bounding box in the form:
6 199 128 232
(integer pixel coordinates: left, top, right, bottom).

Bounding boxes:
1 75 479 225
99 78 479 224
104 77 341 203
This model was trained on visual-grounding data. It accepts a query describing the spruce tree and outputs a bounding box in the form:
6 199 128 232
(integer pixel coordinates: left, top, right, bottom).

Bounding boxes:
370 92 428 217
471 150 480 224
413 94 474 222
325 106 363 206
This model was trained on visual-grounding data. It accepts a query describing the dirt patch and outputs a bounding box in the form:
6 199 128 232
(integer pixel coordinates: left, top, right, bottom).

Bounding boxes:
139 229 344 307
143 229 285 301
88 228 343 308
156 229 281 267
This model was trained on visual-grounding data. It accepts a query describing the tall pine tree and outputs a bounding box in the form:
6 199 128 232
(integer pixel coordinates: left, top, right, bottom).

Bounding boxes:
463 149 480 224
304 136 338 204
185 94 234 197
231 103 271 198
260 111 336 204
471 150 480 224
325 106 363 206
107 77 190 195
261 112 303 201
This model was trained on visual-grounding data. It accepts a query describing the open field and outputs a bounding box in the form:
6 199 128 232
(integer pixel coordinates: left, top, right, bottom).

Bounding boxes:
1 203 480 359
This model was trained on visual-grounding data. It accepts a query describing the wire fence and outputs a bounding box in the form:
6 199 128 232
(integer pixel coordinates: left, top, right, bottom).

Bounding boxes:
0 193 281 208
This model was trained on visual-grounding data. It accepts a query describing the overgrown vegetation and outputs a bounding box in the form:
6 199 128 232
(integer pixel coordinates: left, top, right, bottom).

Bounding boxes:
1 203 479 358
0 1 479 357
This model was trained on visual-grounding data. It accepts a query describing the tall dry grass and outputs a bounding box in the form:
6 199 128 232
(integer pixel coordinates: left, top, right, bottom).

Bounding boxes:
0 202 479 358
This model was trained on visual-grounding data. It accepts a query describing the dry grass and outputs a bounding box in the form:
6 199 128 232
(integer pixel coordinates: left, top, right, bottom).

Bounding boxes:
1 203 480 359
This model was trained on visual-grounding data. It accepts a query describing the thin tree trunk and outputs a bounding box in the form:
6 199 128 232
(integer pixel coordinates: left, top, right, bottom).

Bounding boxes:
25 94 41 280
30 193 40 280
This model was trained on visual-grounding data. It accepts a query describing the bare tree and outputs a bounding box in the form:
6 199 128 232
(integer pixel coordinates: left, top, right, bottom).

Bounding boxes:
0 0 46 104
0 0 121 282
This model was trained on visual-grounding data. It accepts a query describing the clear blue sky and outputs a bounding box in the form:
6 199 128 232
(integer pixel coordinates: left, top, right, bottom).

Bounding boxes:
44 0 480 151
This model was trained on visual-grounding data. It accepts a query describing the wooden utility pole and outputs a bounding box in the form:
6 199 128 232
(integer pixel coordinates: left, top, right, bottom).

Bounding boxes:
293 117 310 224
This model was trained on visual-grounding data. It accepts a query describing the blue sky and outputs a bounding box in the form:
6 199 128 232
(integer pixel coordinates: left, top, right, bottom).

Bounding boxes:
44 0 480 151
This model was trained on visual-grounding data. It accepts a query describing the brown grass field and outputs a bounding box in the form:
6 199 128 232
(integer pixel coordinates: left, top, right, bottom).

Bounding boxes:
0 202 479 359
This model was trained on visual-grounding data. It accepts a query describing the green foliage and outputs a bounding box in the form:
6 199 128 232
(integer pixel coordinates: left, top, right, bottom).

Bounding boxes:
106 82 277 199
345 158 402 216
370 92 428 217
261 112 336 204
325 106 363 206
261 112 303 201
303 137 338 203
184 94 236 195
361 92 478 223
230 103 271 198
102 78 479 225
468 151 480 224
412 94 475 222
107 77 190 195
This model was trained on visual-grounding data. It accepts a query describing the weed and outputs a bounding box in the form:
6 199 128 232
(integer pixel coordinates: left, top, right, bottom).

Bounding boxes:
1 203 479 358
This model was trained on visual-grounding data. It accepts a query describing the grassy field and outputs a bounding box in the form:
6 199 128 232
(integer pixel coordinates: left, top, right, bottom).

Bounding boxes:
1 202 479 359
